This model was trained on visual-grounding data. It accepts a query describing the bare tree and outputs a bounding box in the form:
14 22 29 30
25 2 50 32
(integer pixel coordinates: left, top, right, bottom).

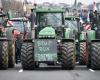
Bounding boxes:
1 0 24 16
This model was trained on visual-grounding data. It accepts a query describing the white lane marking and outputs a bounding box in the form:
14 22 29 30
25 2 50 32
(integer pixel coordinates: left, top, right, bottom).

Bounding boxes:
89 69 95 72
19 69 23 73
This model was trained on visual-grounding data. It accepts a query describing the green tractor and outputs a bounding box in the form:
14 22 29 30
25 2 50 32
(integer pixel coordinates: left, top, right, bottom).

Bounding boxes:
0 12 9 69
86 11 100 70
0 11 16 69
21 7 76 70
5 17 30 64
65 16 87 65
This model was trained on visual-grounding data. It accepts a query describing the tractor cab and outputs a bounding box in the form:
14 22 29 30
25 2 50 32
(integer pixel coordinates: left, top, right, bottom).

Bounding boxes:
65 16 79 31
89 11 100 39
65 16 80 39
34 7 65 39
83 11 100 42
6 18 29 34
89 11 100 29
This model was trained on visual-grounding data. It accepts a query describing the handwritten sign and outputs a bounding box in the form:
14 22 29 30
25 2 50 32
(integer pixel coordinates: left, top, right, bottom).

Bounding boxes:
34 39 57 61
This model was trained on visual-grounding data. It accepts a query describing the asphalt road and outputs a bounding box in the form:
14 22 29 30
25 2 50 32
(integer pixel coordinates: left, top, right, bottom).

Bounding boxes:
0 64 100 80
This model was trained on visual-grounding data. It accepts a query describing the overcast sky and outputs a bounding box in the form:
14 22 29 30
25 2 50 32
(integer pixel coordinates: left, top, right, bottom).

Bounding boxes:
28 0 100 5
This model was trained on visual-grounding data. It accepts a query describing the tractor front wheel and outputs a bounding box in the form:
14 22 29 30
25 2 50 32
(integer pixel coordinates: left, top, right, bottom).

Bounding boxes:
91 42 100 70
79 42 86 65
21 42 34 70
0 41 8 69
61 42 75 70
8 41 15 68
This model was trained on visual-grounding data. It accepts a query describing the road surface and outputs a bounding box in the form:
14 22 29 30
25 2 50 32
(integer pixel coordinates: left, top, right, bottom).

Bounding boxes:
0 64 100 80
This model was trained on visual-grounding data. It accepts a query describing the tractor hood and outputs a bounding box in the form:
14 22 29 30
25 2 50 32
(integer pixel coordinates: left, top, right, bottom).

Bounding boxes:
39 26 55 38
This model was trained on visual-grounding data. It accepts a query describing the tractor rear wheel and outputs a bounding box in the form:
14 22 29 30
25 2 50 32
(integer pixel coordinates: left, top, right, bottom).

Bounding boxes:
61 42 75 70
8 41 15 68
0 41 8 69
21 42 34 70
79 42 86 65
91 42 100 70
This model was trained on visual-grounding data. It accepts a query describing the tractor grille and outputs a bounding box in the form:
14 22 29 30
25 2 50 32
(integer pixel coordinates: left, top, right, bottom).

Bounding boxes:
39 35 55 39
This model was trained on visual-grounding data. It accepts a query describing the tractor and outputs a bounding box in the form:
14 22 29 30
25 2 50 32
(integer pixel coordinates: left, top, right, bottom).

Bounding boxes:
5 17 30 64
0 11 16 69
21 7 76 70
86 11 100 70
65 16 87 65
0 11 21 69
0 12 8 69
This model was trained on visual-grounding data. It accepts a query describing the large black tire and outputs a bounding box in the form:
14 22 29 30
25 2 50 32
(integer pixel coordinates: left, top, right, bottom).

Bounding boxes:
61 42 76 70
8 41 15 68
79 42 86 65
87 43 91 68
87 53 91 68
91 42 100 70
0 41 8 69
21 42 34 70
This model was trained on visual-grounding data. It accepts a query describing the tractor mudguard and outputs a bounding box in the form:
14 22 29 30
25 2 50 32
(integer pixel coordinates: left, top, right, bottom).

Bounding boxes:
80 40 86 42
62 39 74 43
23 39 33 42
91 39 100 42
0 37 8 41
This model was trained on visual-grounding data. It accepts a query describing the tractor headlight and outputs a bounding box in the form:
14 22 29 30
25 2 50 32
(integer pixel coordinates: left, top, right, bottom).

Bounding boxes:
57 40 61 43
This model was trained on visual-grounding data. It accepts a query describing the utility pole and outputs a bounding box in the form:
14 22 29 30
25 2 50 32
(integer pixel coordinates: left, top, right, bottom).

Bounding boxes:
73 0 77 9
0 0 2 8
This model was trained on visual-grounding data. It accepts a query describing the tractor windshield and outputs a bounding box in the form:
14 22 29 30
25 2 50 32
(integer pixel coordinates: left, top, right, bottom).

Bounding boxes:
8 20 27 33
39 13 62 27
65 20 78 32
11 20 24 28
